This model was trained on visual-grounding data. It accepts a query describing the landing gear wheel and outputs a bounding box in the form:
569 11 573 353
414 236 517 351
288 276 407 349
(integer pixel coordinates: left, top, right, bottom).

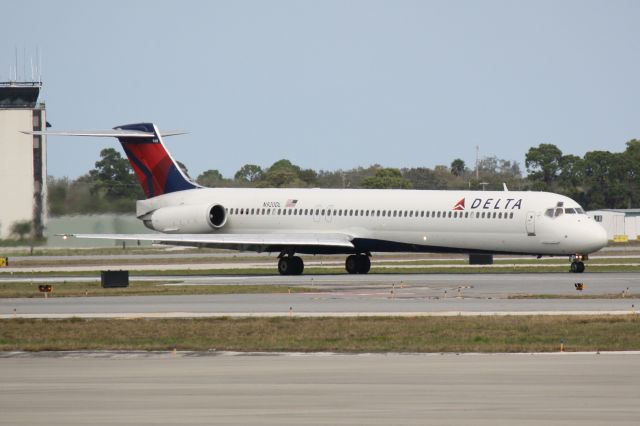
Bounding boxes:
345 254 371 274
291 256 304 275
358 255 371 274
346 255 359 274
278 256 304 275
570 261 585 273
278 258 291 275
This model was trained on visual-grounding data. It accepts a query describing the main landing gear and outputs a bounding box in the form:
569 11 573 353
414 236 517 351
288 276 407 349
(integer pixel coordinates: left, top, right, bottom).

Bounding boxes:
276 252 372 275
570 254 587 273
278 255 304 275
345 254 371 274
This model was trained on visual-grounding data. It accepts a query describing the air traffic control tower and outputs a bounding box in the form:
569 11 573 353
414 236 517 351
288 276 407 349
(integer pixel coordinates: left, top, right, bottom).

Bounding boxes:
0 81 47 240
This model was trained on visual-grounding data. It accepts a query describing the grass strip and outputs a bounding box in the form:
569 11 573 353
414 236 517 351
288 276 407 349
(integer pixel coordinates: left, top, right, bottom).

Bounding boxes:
0 282 320 298
1 315 639 353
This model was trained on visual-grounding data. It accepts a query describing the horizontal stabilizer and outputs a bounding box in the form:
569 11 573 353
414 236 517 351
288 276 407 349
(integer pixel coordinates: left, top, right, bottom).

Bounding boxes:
21 129 187 138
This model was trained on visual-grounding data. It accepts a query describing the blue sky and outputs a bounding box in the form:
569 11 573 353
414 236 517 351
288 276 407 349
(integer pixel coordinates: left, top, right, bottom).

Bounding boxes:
2 0 639 179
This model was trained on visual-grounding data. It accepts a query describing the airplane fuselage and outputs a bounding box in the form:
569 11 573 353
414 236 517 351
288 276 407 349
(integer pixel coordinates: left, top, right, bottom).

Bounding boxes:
137 187 608 257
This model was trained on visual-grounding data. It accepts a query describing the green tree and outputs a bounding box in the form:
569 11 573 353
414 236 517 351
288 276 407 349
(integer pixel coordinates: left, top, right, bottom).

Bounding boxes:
234 164 263 183
259 159 307 187
11 220 32 240
89 148 141 199
197 169 230 187
361 168 412 189
450 159 466 176
525 144 563 190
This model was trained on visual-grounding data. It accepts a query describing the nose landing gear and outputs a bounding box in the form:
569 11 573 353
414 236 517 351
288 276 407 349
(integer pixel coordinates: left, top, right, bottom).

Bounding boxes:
570 254 587 273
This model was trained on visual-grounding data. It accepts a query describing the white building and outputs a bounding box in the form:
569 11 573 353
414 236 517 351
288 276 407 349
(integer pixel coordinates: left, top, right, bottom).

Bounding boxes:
588 209 640 241
0 81 47 240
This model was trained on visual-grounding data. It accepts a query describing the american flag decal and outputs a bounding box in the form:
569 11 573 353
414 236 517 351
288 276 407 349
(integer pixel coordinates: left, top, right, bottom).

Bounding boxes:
285 199 298 208
453 198 465 210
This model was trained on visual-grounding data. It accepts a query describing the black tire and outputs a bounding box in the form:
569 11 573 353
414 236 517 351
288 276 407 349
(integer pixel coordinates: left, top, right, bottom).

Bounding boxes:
345 255 359 274
357 255 371 274
291 256 304 275
278 258 291 275
576 262 585 273
570 262 578 273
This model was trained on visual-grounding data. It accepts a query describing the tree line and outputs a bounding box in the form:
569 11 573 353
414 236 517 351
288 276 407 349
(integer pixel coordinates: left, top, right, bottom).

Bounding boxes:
47 140 640 216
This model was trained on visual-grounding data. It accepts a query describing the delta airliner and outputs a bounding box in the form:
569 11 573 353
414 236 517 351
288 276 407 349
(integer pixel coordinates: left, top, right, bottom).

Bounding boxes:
30 123 608 275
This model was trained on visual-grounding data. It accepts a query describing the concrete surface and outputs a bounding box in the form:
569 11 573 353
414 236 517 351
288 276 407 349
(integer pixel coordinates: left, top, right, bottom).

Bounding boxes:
1 352 638 425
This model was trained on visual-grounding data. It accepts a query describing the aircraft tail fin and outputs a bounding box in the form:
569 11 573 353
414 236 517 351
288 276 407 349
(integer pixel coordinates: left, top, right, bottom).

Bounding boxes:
113 123 199 198
24 123 200 198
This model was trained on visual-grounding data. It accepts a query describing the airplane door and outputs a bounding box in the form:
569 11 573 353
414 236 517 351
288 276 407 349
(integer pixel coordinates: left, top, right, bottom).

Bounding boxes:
526 211 536 236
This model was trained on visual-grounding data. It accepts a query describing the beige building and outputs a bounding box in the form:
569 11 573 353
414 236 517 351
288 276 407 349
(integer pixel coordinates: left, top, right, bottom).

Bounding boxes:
0 81 46 240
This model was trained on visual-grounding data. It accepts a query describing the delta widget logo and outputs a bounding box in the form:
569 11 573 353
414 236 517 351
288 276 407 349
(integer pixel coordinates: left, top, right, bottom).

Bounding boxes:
453 198 465 211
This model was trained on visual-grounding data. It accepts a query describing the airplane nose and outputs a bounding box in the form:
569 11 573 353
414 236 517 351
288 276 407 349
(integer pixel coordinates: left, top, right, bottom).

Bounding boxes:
590 223 608 252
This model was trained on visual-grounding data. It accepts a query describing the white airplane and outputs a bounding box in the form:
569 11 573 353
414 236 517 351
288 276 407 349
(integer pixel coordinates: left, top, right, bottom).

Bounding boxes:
31 123 608 274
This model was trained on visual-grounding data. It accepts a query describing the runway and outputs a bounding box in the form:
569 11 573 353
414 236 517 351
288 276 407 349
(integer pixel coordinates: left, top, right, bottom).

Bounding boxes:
1 352 638 425
1 273 639 318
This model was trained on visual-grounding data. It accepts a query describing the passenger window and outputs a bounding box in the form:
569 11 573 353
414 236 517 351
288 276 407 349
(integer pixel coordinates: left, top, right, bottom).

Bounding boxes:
509 212 514 219
448 212 452 218
492 212 496 218
355 210 359 216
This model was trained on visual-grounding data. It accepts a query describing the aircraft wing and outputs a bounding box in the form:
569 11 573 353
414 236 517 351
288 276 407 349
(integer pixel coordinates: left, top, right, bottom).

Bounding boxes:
62 232 355 252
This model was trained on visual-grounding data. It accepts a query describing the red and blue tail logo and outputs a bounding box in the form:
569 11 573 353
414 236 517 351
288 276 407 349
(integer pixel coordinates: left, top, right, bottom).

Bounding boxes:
114 123 198 198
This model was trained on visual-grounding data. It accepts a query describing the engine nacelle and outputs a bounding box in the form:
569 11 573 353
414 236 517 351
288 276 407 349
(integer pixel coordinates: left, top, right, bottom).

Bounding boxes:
143 204 227 233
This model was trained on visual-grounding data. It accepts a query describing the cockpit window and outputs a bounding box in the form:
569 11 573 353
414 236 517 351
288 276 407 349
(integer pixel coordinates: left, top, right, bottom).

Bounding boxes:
546 206 586 217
